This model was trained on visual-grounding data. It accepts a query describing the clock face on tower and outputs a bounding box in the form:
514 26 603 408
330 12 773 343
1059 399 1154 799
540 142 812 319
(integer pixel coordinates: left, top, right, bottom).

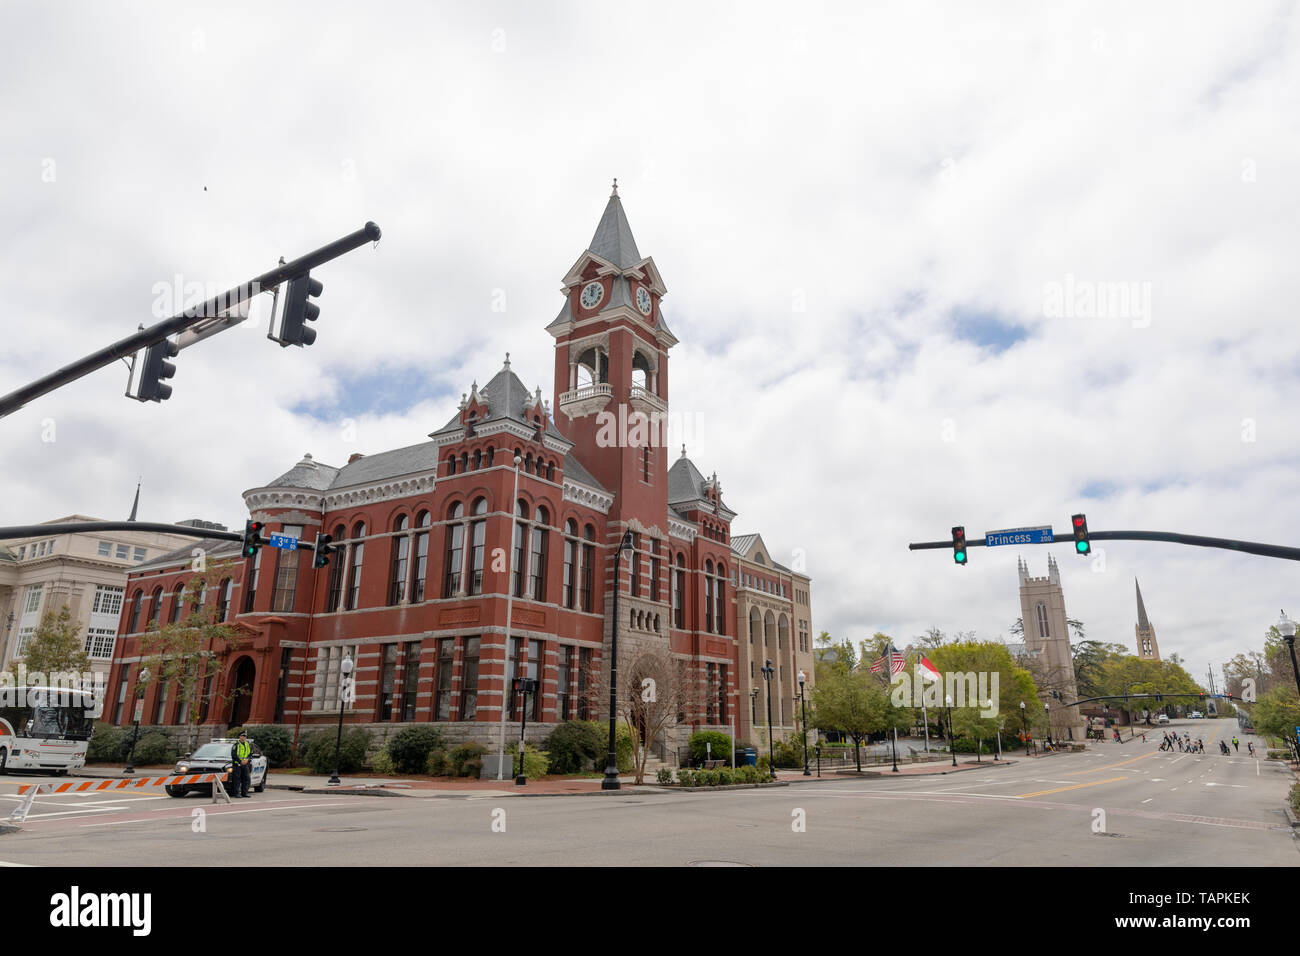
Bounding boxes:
636 286 652 315
580 281 604 310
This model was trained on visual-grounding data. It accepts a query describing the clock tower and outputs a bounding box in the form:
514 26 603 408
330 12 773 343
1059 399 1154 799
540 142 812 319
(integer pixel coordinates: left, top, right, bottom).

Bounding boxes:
547 182 679 535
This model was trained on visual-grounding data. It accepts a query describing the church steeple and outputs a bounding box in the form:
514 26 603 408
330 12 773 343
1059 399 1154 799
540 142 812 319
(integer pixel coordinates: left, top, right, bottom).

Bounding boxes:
1135 577 1161 660
588 180 642 269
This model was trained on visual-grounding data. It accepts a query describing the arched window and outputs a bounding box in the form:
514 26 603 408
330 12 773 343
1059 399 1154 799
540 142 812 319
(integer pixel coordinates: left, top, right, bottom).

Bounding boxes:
563 519 578 609
512 500 529 598
704 560 715 633
580 524 596 612
443 502 465 598
389 514 410 605
673 554 685 629
345 522 366 610
715 563 726 633
468 497 488 595
147 586 163 628
472 449 481 470
128 589 143 633
1036 602 1050 639
217 578 233 622
750 607 761 645
170 584 185 624
530 507 549 602
546 461 555 481
460 452 469 473
487 447 495 467
447 455 457 476
412 510 431 603
632 350 651 390
327 523 347 612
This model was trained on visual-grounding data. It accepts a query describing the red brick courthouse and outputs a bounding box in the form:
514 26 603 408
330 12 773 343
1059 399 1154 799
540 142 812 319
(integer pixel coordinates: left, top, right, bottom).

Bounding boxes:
105 188 814 756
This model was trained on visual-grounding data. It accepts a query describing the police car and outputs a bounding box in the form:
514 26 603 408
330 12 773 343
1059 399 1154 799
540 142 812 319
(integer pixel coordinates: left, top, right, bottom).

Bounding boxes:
164 738 268 797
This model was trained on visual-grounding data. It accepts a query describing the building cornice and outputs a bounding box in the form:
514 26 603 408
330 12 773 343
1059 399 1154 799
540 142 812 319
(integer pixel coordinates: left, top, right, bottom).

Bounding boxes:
562 478 613 515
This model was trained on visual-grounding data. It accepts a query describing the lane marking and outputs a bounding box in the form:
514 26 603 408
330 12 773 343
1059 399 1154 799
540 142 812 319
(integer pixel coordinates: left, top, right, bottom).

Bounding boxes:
1064 753 1155 776
1016 776 1128 798
77 800 349 827
1141 798 1153 804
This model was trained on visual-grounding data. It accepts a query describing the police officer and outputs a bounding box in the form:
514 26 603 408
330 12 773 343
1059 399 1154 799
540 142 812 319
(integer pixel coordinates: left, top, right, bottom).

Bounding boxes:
230 731 253 798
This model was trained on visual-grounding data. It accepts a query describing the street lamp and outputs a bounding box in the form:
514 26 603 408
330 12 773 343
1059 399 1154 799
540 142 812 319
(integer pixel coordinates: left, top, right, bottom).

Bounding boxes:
497 454 523 781
797 669 811 776
993 710 1002 761
1020 701 1029 757
515 677 536 786
814 742 821 778
124 666 150 774
1044 702 1051 749
1278 611 1300 701
602 529 635 791
327 652 354 786
945 694 956 767
761 659 775 778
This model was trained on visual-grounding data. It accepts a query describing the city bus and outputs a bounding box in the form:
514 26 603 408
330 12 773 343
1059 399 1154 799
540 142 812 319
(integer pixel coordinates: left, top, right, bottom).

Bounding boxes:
0 685 98 775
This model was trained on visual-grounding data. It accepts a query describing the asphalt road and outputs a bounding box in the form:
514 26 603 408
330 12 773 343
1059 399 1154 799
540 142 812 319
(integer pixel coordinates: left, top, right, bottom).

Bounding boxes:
0 720 1294 866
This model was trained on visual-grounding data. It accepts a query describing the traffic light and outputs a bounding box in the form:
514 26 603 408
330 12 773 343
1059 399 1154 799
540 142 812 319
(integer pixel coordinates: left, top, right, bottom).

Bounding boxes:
951 526 967 565
241 520 264 558
135 339 179 402
313 533 335 569
1071 513 1090 556
272 272 324 347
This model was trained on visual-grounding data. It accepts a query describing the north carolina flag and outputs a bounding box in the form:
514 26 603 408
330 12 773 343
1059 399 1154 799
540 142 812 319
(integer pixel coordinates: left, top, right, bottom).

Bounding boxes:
916 656 941 683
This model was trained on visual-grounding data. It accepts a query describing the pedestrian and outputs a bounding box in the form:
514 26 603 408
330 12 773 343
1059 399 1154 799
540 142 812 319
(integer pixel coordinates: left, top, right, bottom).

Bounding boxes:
1232 736 1239 753
1248 742 1256 757
1196 739 1203 754
230 731 253 798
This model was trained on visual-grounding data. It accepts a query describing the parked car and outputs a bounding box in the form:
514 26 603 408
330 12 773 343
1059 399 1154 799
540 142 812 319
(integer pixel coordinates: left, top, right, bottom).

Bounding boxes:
165 738 268 797
1189 711 1204 719
1157 714 1170 724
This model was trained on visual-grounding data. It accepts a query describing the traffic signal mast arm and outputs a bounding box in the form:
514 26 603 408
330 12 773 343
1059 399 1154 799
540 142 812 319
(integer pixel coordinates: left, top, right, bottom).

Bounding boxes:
909 528 1300 563
0 222 381 418
0 520 325 553
1045 692 1236 708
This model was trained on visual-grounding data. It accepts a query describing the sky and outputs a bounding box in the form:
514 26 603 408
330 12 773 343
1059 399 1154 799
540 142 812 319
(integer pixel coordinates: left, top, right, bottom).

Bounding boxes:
1 1 1298 689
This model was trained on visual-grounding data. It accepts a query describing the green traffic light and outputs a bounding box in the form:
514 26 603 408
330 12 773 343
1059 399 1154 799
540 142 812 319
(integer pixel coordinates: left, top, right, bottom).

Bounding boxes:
1076 541 1088 553
954 551 966 563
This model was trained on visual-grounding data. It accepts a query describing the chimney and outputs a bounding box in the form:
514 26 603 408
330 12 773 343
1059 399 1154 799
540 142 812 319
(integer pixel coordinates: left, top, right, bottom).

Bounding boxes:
348 453 365 464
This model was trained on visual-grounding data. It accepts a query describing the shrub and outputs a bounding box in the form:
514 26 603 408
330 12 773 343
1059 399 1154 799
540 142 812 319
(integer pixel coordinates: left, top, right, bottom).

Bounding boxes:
773 739 802 769
738 765 760 784
370 750 395 775
951 738 992 754
700 769 719 787
676 768 695 787
716 767 734 786
132 733 178 767
386 726 447 775
656 768 673 785
507 742 550 778
543 720 606 774
303 727 372 775
689 730 733 766
757 754 771 776
1290 783 1300 813
449 742 487 777
242 725 293 768
426 748 449 776
86 722 126 763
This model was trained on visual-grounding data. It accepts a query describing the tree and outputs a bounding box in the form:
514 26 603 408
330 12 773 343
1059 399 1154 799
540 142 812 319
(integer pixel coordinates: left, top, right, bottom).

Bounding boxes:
10 604 91 682
928 640 1040 747
917 627 947 649
1071 641 1128 699
601 646 696 785
139 559 248 752
1011 616 1085 640
810 667 879 772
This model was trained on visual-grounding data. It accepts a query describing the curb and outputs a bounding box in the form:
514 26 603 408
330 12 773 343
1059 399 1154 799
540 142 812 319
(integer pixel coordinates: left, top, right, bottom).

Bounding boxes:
649 781 789 794
300 786 408 797
1284 806 1300 828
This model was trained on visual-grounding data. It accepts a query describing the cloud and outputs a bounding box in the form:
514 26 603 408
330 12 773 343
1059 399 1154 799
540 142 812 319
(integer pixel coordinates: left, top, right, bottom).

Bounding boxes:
1 1 1298 686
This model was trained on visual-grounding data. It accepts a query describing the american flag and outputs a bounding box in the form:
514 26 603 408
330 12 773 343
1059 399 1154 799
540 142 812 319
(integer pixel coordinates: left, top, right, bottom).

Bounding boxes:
870 644 907 675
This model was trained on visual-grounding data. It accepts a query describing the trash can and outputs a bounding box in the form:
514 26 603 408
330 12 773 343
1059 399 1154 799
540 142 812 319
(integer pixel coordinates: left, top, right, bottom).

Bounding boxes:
741 748 757 767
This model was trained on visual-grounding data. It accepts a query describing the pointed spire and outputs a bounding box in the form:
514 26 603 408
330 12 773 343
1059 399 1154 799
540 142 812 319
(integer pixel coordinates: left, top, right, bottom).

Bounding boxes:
611 177 618 197
1136 578 1151 630
588 185 642 268
503 352 511 369
128 479 140 522
680 443 687 458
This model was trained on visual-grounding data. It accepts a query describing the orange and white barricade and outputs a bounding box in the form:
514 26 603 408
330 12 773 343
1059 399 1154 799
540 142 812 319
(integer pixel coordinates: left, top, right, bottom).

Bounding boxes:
7 771 232 824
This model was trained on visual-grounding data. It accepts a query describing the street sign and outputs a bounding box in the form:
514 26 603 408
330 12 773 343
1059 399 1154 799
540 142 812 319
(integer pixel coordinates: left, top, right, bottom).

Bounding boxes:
133 699 144 723
984 526 1054 547
268 533 299 551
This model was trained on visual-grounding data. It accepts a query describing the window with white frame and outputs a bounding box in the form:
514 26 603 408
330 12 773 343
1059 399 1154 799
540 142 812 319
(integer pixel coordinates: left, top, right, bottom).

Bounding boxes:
115 544 129 560
91 585 124 617
97 541 112 557
15 627 36 656
312 645 355 709
23 584 43 615
133 547 146 562
84 628 116 660
16 546 25 560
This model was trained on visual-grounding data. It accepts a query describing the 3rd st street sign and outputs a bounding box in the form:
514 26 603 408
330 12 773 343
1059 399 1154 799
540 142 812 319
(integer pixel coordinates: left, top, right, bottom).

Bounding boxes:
984 526 1054 547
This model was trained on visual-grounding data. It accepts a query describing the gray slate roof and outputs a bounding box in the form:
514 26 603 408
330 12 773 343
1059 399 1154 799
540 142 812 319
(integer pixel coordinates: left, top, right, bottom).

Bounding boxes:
265 455 339 491
730 533 759 557
331 442 437 488
563 453 606 492
589 192 642 268
429 365 568 444
135 536 241 573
